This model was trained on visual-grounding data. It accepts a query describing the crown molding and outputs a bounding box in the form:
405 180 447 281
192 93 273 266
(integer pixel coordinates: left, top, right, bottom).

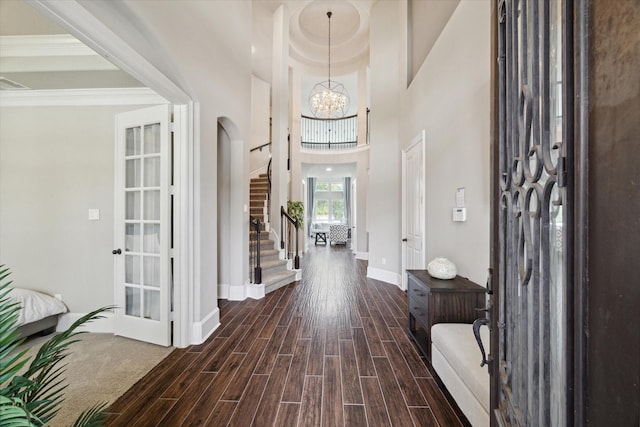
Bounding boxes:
26 0 190 104
0 87 168 107
0 34 97 57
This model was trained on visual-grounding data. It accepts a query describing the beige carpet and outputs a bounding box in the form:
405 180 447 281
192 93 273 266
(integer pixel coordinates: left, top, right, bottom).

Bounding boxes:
17 333 173 427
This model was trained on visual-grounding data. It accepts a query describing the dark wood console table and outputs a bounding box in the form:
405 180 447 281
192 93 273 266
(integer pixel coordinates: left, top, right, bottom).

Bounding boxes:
407 270 486 361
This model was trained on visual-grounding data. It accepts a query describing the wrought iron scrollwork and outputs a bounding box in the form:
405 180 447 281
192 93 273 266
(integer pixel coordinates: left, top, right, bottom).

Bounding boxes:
496 0 569 425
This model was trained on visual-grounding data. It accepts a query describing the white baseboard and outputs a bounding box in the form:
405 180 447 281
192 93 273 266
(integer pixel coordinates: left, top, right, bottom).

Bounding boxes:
367 266 401 287
246 283 265 300
270 229 280 248
218 283 230 299
219 283 265 301
356 252 369 260
192 307 220 345
57 311 115 333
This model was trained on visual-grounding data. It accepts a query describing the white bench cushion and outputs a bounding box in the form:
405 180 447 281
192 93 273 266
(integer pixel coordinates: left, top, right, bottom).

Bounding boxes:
431 323 490 414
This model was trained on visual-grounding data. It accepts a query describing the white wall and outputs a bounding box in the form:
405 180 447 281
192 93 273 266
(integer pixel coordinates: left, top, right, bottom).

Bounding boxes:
0 105 145 312
250 75 271 176
367 0 403 284
400 0 491 284
113 1 253 330
217 123 232 289
367 0 490 286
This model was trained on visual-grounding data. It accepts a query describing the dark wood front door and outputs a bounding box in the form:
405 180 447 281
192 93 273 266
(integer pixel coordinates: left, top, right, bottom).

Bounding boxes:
491 0 574 425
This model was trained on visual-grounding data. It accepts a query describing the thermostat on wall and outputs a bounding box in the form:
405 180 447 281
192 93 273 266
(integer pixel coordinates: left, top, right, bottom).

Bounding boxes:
453 207 467 222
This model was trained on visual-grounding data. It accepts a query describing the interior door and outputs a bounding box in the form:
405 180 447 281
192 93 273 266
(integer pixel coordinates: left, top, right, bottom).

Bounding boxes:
114 104 172 346
492 0 572 425
402 131 425 290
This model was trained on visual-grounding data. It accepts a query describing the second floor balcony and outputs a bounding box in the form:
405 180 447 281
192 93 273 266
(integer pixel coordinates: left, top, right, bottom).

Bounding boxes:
301 110 369 150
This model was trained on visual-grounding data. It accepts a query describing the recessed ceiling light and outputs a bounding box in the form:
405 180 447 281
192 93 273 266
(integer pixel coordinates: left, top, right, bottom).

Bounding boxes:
326 167 332 172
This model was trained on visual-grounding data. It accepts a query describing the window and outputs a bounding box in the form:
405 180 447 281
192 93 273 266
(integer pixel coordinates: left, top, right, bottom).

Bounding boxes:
315 199 329 220
331 200 345 221
312 179 346 224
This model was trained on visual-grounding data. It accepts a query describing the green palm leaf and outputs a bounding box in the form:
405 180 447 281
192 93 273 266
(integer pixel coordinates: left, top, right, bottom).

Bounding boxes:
71 402 109 427
0 265 114 426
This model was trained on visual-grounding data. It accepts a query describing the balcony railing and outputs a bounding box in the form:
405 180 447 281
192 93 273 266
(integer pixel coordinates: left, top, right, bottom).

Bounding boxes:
301 114 358 150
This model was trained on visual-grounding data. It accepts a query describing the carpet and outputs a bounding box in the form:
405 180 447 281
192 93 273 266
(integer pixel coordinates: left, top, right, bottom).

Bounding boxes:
16 333 173 427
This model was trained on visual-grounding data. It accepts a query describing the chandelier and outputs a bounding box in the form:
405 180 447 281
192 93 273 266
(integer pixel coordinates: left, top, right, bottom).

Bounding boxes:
308 11 350 118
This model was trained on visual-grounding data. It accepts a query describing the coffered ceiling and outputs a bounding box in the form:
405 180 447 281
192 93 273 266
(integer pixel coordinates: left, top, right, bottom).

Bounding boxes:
0 0 143 90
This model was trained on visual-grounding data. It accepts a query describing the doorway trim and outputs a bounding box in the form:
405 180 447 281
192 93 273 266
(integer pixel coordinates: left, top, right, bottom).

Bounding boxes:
30 0 196 348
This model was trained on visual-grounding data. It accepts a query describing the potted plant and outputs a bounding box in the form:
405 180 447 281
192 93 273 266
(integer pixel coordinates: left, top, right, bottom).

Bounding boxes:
287 201 304 228
0 265 111 426
286 201 304 260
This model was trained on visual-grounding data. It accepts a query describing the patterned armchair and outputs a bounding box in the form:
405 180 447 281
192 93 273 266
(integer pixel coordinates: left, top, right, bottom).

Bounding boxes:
329 224 349 245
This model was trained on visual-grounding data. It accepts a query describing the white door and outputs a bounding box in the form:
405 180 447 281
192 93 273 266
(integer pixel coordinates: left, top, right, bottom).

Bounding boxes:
114 105 172 346
402 131 426 290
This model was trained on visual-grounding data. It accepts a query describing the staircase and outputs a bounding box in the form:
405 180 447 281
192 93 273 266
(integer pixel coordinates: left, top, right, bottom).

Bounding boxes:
250 174 297 293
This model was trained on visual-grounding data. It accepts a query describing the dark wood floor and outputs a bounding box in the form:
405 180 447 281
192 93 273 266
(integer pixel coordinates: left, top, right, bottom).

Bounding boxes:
105 244 467 426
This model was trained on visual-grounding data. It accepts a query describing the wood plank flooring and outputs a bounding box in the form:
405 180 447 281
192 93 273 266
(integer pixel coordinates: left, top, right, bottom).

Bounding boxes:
105 244 468 426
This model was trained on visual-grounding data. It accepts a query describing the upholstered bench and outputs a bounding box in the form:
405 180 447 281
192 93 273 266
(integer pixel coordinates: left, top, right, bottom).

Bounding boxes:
431 323 490 427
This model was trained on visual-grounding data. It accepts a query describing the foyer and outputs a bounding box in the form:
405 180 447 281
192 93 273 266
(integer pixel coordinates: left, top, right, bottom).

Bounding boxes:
104 243 467 426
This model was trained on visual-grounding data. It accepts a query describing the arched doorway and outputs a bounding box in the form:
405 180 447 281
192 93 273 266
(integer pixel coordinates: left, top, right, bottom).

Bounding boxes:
217 117 250 300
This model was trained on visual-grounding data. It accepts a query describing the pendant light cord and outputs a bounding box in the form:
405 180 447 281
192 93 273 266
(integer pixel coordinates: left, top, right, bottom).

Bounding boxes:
327 11 332 89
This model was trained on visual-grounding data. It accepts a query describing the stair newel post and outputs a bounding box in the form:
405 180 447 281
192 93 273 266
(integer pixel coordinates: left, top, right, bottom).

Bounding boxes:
255 218 262 284
294 220 300 270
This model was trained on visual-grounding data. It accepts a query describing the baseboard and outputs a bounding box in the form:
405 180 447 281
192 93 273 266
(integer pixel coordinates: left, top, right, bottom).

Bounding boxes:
270 229 280 248
57 311 115 333
218 283 230 300
192 307 220 345
219 283 265 301
246 283 265 300
367 266 401 287
356 252 369 260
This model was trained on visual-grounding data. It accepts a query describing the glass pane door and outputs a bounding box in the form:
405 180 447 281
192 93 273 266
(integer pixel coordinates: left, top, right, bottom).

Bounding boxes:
125 123 162 321
115 105 171 346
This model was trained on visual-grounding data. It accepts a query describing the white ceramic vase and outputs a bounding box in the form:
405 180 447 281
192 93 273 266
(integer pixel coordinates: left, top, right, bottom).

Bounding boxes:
427 257 457 279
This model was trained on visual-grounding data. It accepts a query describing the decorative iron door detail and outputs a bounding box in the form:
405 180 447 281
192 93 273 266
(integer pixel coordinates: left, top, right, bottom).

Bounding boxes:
495 0 572 425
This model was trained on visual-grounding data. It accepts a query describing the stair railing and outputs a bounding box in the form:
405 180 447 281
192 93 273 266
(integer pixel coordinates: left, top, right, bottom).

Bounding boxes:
280 206 300 270
301 114 358 150
249 216 262 284
267 157 272 219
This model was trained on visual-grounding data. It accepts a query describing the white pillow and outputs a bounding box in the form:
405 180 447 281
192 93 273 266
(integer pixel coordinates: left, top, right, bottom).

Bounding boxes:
8 288 68 326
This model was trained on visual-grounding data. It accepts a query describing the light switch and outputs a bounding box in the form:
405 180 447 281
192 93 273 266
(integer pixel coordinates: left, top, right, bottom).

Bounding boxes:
88 209 100 220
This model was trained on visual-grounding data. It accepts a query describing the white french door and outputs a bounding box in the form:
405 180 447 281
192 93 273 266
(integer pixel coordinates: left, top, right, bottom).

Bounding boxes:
402 131 426 290
114 105 172 346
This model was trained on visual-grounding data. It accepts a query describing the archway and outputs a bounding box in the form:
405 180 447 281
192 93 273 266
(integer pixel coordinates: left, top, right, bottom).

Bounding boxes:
217 117 250 300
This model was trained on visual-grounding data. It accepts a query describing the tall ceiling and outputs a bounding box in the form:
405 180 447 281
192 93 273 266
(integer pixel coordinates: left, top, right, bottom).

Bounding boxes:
252 0 376 83
0 0 455 93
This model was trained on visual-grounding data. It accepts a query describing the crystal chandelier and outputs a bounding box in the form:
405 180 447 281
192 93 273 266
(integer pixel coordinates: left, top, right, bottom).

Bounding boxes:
308 11 350 118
